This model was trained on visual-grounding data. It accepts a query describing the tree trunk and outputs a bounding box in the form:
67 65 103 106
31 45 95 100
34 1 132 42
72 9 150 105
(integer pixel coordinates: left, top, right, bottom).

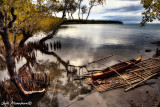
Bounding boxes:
67 11 70 19
12 23 16 51
39 22 62 44
71 13 74 19
78 0 82 19
62 0 67 19
86 5 93 20
1 29 15 77
19 36 30 47
0 9 45 97
53 11 57 17
62 9 66 18
19 30 32 47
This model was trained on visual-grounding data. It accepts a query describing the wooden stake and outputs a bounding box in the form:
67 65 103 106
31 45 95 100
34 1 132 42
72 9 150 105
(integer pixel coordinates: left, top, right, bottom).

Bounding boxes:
49 77 50 84
45 73 47 83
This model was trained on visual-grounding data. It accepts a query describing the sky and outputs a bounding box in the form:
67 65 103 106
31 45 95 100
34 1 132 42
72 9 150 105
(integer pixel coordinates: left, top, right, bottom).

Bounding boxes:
56 0 145 23
84 0 145 23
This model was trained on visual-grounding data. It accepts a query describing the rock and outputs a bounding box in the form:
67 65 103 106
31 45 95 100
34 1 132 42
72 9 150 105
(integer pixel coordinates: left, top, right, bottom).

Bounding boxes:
145 49 151 52
79 86 91 94
77 96 84 101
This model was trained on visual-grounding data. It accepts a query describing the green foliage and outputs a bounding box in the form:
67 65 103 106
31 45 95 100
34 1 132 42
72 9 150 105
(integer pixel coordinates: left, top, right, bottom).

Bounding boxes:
37 16 63 33
81 5 87 14
86 0 106 19
0 0 63 42
141 0 160 25
81 5 87 19
89 0 106 6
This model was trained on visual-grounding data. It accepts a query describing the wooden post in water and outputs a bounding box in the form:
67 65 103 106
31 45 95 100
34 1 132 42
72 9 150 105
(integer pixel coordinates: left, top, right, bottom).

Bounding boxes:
38 74 39 81
36 74 37 81
49 77 50 85
42 74 44 83
45 73 47 84
40 75 42 82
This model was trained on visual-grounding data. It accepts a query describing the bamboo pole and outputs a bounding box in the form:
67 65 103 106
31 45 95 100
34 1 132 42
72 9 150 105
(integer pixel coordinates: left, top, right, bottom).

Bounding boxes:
93 64 160 91
109 67 133 87
86 78 100 91
131 72 145 79
125 73 158 92
87 54 114 65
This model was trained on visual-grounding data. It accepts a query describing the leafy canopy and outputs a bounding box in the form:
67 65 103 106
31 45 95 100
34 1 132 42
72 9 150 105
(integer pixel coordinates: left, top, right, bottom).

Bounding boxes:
141 0 160 25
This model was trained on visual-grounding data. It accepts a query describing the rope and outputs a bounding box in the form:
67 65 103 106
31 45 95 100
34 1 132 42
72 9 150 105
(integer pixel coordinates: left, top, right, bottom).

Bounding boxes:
9 76 50 85
109 67 133 87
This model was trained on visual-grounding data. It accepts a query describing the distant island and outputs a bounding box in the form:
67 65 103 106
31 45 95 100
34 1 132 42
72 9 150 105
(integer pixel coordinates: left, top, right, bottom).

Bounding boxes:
62 20 123 24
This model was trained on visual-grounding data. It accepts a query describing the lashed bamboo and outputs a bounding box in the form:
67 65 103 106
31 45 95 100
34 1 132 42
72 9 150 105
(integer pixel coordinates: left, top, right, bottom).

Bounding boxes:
125 73 158 91
89 57 160 92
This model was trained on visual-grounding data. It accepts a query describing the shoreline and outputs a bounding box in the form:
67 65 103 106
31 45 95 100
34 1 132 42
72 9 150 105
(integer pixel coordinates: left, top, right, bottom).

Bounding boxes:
62 19 123 24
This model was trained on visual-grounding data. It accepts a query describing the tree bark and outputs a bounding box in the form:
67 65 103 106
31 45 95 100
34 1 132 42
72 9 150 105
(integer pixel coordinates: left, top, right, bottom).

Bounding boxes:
12 23 16 50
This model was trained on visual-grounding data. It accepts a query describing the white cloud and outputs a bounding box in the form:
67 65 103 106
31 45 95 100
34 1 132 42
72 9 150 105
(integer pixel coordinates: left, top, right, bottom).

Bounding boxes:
54 0 146 23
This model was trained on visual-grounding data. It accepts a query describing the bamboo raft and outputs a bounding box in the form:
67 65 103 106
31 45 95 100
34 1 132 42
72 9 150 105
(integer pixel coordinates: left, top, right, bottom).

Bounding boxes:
86 56 160 92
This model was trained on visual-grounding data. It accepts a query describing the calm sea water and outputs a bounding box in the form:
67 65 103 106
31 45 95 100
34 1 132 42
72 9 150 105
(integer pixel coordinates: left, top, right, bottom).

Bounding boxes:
46 24 160 69
1 24 160 106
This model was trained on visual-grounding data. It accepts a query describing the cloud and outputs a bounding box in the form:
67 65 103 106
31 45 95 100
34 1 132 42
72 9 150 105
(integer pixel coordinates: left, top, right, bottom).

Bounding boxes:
96 3 145 23
103 15 142 22
56 0 145 23
119 0 139 1
104 5 144 12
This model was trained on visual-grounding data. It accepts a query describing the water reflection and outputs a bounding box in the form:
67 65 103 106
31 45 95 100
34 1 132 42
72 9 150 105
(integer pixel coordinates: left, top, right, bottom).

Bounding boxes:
0 41 92 107
0 24 160 107
46 24 160 69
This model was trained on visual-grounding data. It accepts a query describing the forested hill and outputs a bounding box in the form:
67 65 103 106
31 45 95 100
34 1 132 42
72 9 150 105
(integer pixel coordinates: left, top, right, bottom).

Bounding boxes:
62 20 123 24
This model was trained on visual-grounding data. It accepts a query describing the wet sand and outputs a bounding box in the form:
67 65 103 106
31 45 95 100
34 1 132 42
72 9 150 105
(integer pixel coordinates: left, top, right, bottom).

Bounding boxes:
69 78 160 107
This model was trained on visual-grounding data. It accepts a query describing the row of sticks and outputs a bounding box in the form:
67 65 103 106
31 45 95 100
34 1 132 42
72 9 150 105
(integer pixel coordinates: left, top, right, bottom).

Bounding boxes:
0 73 51 91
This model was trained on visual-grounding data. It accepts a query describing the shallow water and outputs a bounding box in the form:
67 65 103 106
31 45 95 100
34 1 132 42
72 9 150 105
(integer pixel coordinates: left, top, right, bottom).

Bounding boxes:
0 24 160 107
46 24 160 69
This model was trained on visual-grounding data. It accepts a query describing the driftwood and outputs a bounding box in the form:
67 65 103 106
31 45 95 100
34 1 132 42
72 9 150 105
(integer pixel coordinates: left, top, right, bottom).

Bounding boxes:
16 80 46 95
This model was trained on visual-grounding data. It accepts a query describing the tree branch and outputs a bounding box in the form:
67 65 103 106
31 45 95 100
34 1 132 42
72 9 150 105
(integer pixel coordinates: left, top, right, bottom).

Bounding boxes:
8 7 17 28
17 12 36 26
0 10 4 35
